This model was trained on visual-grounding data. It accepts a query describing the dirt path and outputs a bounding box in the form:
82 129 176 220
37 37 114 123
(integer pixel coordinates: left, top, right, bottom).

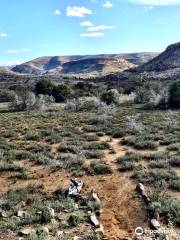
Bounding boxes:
82 136 148 239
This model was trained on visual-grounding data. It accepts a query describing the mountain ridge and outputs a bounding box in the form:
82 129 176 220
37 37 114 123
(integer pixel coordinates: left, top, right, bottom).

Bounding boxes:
12 52 159 77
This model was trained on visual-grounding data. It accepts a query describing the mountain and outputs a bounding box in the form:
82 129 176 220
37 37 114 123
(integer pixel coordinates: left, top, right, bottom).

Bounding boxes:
104 42 180 81
12 52 159 77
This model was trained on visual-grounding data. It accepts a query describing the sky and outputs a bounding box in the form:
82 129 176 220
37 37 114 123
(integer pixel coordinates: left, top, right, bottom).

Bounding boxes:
0 0 180 66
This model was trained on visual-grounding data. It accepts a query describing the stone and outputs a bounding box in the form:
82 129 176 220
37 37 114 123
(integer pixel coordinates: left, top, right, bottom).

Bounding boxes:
95 224 104 235
56 230 64 237
68 178 84 196
19 228 36 236
0 208 7 218
136 183 145 193
37 227 49 236
17 211 27 218
150 219 161 230
51 218 59 226
90 215 100 228
91 191 101 205
74 237 82 240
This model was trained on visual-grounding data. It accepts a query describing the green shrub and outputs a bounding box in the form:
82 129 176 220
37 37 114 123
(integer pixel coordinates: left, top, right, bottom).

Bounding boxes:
90 161 112 175
169 79 180 108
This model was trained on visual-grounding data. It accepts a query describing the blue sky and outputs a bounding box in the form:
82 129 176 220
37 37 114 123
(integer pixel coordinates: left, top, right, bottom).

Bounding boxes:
0 0 180 65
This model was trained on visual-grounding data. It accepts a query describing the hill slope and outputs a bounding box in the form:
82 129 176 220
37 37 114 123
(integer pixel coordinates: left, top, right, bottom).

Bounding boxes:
12 52 159 77
106 42 180 81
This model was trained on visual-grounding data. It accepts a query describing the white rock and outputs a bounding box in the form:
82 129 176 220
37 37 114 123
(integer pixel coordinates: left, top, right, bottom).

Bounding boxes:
136 183 145 193
56 230 63 237
90 215 100 228
17 211 27 218
19 228 36 236
150 219 161 229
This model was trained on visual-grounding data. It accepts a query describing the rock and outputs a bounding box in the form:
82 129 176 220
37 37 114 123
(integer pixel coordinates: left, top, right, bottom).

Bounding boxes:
95 224 104 235
141 192 151 205
90 215 100 228
17 211 27 218
56 230 64 237
136 183 145 193
150 219 161 230
74 203 79 210
51 218 59 226
153 212 160 221
68 178 84 196
91 191 101 205
74 237 82 240
19 228 36 236
37 227 49 236
0 208 7 218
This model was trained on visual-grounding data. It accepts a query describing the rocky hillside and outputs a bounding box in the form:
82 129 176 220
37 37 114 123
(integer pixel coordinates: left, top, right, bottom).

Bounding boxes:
12 52 159 77
105 42 180 81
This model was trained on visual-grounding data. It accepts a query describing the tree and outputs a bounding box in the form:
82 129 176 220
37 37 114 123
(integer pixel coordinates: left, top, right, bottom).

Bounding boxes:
10 89 54 111
169 79 180 108
35 79 54 95
35 80 73 102
101 89 120 105
52 84 72 102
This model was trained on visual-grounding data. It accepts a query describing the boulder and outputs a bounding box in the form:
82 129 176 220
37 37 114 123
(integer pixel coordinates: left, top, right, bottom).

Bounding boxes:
150 219 161 230
90 215 100 228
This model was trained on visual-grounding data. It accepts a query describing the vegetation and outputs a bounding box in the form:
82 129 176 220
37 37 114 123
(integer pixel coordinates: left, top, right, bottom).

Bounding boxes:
169 79 180 108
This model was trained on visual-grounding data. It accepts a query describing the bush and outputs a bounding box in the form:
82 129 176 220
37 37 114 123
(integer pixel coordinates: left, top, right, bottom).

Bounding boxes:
119 161 135 172
90 161 112 175
9 88 54 111
135 82 161 107
35 80 73 102
169 79 180 108
101 89 120 105
64 97 102 112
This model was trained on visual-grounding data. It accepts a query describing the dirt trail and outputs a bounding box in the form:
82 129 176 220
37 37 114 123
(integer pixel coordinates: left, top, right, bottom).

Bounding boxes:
83 136 147 240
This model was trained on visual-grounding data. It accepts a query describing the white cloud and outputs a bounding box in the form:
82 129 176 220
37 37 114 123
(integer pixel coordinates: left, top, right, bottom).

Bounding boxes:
87 25 115 32
53 9 61 15
80 21 94 27
3 61 22 67
80 32 104 37
129 0 180 6
7 48 30 54
102 1 113 8
0 33 8 38
66 6 92 17
144 6 154 11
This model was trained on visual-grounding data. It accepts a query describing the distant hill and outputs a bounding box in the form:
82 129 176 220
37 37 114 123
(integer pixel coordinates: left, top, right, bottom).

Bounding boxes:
105 42 180 81
12 52 159 77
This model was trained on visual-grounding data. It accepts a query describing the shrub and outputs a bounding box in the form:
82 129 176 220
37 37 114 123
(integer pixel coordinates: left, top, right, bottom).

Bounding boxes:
9 88 54 111
119 161 135 172
169 79 180 108
135 82 161 107
35 80 73 102
101 89 120 105
90 161 112 175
